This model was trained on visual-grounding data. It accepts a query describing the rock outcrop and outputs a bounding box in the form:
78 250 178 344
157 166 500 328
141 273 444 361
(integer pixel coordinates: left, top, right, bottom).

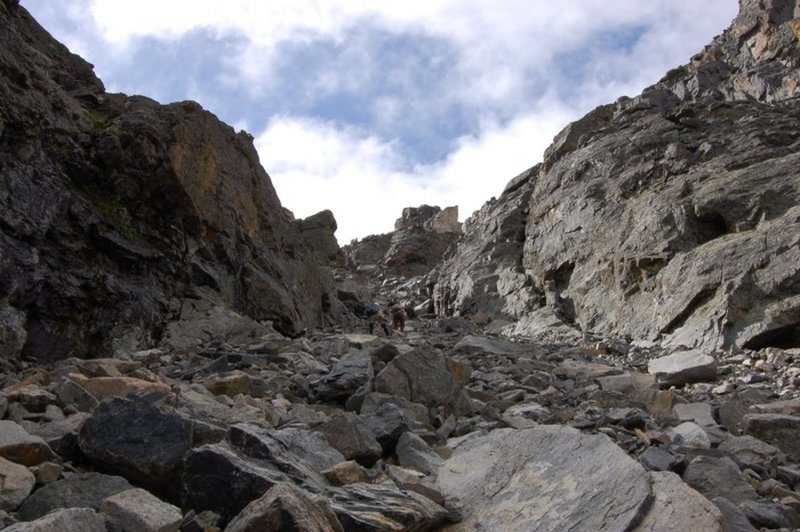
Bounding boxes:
433 0 800 352
345 205 461 279
0 1 344 362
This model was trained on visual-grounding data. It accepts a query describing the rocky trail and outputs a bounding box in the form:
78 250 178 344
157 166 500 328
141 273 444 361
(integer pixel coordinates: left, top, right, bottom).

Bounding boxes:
1 300 800 530
1 0 800 529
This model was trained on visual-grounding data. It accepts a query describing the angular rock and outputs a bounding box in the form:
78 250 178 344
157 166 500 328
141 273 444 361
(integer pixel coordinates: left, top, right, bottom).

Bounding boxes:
181 443 290 525
648 350 717 387
673 402 716 427
0 420 57 466
312 352 373 404
374 345 470 415
437 426 651 530
66 373 171 400
0 304 27 360
315 412 382 467
396 431 444 476
16 472 131 521
683 455 758 504
361 402 415 453
742 413 800 461
711 496 758 532
670 421 712 449
1 384 56 413
328 482 449 531
52 377 98 413
739 499 800 530
636 471 726 531
99 488 183 532
78 397 192 487
0 456 35 511
639 446 684 473
2 508 106 532
322 460 371 486
718 434 786 469
297 209 343 266
553 358 622 381
225 482 344 532
228 423 344 486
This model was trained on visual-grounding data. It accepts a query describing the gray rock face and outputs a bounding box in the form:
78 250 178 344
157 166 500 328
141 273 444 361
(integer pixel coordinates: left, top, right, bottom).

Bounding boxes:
344 205 460 278
297 209 344 265
0 1 343 362
432 167 538 321
431 0 800 352
436 426 652 531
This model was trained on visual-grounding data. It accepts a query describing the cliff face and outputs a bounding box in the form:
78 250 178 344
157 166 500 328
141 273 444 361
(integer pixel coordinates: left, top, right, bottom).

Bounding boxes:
0 1 342 362
434 0 800 350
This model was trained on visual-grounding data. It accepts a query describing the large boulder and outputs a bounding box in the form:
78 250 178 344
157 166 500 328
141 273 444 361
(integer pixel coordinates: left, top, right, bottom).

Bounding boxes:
77 397 192 488
374 346 471 415
636 471 726 531
15 472 131 521
437 426 652 530
181 443 290 525
225 483 344 532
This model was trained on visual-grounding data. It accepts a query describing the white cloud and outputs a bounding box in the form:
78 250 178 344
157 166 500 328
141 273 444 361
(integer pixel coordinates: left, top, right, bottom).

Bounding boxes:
22 0 740 244
255 108 570 243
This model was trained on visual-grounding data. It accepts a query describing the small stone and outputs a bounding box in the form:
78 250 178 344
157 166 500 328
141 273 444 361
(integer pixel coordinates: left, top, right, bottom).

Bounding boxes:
322 460 371 486
712 382 735 395
30 461 63 484
670 421 711 449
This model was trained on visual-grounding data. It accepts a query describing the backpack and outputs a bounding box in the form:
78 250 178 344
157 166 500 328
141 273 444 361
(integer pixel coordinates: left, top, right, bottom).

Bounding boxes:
364 303 379 317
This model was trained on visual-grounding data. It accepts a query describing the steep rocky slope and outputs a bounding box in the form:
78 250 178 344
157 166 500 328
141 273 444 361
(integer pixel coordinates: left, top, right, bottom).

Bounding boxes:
0 0 344 362
433 0 800 352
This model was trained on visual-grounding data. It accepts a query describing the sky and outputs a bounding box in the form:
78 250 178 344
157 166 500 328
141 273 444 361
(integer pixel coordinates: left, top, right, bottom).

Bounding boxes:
22 1 739 244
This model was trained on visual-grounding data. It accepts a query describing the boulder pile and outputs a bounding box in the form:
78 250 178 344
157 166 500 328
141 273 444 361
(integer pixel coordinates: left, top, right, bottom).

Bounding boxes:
1 315 799 530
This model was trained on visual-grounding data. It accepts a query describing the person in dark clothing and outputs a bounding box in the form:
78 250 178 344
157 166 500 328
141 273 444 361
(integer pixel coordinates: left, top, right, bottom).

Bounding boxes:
390 303 406 333
368 309 391 336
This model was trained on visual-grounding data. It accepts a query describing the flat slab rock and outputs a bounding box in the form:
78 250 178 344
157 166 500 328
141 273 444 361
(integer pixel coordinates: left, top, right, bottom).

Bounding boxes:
437 425 651 531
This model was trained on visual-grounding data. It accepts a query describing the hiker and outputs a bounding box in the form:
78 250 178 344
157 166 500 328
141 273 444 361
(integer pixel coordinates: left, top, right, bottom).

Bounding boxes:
404 299 417 320
390 302 406 333
365 302 391 336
